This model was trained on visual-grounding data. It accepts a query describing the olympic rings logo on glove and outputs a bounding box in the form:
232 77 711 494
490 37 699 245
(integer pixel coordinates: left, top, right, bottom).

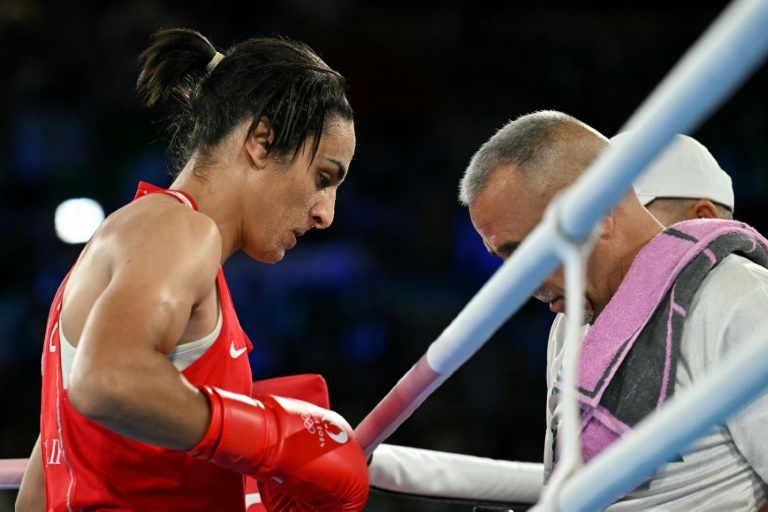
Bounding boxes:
301 411 317 434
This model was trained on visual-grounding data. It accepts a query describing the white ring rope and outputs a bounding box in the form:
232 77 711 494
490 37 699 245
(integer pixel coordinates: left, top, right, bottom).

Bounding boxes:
537 213 598 506
369 444 543 504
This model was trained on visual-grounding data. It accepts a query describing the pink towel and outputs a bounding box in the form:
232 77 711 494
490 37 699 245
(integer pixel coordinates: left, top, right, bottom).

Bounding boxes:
553 219 768 465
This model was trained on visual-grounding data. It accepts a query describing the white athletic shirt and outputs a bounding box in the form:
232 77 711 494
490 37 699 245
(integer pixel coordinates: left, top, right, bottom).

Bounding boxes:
58 305 222 389
544 254 768 510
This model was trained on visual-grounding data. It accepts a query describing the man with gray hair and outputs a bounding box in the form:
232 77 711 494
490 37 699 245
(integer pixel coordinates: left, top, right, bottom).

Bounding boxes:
459 110 768 510
612 131 735 225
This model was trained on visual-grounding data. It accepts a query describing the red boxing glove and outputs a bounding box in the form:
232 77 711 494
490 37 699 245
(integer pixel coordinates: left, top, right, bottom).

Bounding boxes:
187 386 369 512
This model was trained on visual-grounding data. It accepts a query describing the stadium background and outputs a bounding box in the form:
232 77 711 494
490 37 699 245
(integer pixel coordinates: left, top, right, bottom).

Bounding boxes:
1 0 767 510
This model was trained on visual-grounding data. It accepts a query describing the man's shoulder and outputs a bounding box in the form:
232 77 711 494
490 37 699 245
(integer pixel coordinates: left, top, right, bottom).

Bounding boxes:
689 253 768 329
700 253 768 295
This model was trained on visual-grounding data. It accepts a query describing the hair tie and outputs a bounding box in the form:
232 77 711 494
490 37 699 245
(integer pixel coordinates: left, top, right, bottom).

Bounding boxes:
206 52 225 73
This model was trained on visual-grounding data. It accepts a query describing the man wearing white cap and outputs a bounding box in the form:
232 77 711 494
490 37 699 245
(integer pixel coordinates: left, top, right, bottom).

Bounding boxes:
611 132 734 226
460 112 768 510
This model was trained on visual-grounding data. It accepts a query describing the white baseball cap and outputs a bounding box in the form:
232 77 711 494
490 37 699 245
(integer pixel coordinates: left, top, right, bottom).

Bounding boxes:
610 132 734 212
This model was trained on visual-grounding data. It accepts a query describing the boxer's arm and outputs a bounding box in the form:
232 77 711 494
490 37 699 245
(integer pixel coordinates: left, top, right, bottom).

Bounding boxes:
67 209 221 448
16 435 45 512
369 444 544 505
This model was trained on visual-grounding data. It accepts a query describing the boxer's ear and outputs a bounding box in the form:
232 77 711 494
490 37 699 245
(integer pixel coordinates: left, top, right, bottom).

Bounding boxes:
244 117 274 171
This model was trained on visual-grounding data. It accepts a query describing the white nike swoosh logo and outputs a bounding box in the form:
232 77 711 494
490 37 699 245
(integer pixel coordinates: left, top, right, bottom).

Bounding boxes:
230 342 246 358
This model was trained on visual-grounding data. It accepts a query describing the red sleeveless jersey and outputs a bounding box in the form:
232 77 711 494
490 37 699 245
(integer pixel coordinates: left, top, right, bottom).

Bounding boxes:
40 182 253 511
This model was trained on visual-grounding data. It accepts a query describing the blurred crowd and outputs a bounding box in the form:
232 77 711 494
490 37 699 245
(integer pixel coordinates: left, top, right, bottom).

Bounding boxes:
1 0 767 510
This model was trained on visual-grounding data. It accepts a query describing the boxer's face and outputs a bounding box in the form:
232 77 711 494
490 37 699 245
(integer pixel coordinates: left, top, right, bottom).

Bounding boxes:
469 167 609 325
243 118 355 263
